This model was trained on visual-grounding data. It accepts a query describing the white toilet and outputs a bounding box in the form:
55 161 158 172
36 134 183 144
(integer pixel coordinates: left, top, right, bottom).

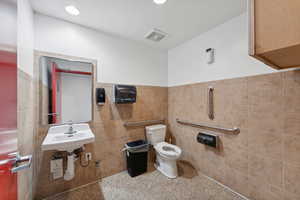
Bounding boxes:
146 124 182 178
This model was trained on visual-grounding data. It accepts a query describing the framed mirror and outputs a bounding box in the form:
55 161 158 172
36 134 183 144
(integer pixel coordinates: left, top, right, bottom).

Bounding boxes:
39 56 93 125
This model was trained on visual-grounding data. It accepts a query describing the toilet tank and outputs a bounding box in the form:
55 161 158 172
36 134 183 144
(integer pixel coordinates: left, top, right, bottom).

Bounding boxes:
145 124 166 145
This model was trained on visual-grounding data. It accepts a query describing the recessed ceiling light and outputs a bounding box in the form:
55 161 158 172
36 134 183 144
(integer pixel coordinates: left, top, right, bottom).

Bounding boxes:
65 5 80 16
153 0 167 5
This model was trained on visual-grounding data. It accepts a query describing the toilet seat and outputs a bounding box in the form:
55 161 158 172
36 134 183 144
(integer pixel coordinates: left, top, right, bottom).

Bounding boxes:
154 142 182 159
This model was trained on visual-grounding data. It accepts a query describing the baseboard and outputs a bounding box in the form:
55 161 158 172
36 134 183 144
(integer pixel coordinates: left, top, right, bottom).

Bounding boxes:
199 172 250 200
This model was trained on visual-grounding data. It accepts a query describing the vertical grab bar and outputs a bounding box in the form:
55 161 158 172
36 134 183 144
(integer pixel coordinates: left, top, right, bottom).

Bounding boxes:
207 86 214 120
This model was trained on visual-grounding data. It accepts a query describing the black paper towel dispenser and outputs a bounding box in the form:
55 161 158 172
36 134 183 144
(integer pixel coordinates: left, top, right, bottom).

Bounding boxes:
96 88 105 105
113 84 136 104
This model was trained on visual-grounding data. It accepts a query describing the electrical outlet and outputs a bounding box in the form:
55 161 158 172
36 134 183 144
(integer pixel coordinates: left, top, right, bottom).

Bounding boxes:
85 152 92 161
95 160 100 168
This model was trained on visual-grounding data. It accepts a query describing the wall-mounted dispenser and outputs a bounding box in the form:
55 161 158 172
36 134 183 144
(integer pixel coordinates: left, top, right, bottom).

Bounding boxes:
96 88 105 105
206 48 215 64
197 132 218 148
50 153 63 180
113 84 137 104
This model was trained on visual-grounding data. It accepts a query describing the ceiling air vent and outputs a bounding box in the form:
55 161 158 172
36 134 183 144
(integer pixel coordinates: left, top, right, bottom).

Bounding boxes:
145 29 168 42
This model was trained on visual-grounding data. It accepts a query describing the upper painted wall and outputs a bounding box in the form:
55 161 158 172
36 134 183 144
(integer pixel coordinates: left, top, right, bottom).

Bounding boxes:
168 13 276 86
18 0 35 76
34 14 168 86
0 1 17 47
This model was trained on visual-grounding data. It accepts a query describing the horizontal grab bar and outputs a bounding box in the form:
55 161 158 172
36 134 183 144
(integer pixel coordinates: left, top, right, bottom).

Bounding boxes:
124 119 165 127
176 119 240 134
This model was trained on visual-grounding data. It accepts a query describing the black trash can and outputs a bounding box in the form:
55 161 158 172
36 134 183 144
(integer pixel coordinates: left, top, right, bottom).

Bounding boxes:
124 140 149 177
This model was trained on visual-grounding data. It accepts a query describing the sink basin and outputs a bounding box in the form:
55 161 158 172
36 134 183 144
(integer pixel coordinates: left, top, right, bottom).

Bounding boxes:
42 123 95 152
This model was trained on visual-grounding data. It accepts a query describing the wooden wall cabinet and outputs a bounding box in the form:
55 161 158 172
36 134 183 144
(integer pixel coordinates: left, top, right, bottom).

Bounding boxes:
249 0 300 69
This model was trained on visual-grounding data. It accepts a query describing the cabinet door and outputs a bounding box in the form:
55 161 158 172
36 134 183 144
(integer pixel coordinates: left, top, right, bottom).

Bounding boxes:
249 0 300 69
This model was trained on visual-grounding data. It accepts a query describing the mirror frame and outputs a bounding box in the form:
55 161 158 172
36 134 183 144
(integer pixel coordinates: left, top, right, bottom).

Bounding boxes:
34 51 97 127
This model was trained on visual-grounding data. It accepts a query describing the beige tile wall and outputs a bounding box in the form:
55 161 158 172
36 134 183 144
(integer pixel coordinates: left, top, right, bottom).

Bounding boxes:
34 83 168 199
168 69 300 200
33 53 299 200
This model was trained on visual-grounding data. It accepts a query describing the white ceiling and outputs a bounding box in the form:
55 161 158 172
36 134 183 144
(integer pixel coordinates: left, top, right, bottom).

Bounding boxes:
30 0 247 50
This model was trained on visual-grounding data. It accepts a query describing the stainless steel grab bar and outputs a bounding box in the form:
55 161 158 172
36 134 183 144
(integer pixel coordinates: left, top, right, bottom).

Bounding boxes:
124 119 165 127
176 119 240 134
207 86 214 120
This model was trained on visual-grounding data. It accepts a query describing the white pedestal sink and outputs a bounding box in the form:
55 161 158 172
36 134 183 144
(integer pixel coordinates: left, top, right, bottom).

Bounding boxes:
41 123 95 180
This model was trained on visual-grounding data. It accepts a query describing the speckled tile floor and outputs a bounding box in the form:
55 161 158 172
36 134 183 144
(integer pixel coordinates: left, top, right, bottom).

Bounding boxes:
100 170 247 200
44 163 248 200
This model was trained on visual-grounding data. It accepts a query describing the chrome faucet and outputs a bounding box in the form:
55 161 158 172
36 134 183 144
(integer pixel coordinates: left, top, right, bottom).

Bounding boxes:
65 121 77 134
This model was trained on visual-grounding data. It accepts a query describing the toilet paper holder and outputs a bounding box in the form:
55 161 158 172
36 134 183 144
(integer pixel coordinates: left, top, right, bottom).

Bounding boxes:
197 132 218 148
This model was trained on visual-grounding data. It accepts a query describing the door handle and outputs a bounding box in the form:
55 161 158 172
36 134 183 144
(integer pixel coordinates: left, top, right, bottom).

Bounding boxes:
11 154 32 173
48 113 59 116
0 152 32 173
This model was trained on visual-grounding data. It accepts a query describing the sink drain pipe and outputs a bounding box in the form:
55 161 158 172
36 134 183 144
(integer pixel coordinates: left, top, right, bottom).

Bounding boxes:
64 153 75 181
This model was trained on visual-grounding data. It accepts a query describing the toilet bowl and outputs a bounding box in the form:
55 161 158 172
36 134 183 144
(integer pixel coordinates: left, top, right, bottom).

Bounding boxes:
154 142 182 178
145 124 182 179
